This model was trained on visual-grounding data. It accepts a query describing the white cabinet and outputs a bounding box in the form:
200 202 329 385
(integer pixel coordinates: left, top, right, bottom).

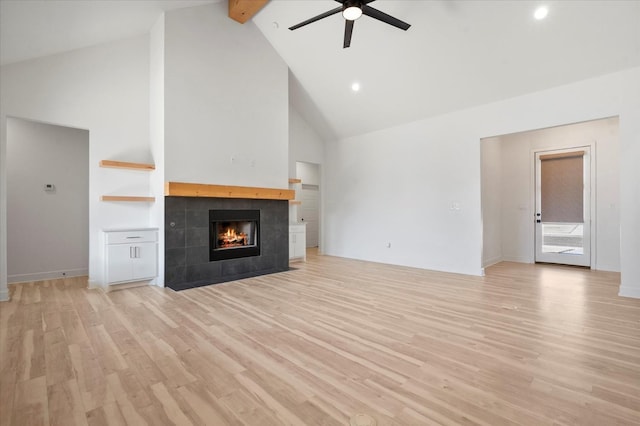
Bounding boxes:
289 224 306 261
104 228 158 285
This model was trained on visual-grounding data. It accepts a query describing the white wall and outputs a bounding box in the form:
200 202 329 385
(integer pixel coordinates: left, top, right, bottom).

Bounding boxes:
481 137 502 267
289 106 324 176
149 15 165 287
499 139 533 264
7 118 89 282
0 35 151 293
324 67 640 298
485 117 620 271
289 105 324 245
296 162 320 186
163 2 288 189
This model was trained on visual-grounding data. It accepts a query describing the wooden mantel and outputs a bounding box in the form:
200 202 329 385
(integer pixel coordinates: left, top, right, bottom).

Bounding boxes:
165 182 294 200
229 0 270 24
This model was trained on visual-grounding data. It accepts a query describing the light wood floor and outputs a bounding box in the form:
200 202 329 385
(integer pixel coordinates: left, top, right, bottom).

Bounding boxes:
1 251 639 425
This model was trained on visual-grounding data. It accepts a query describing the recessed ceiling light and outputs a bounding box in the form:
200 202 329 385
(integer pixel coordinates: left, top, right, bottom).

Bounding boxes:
534 6 549 20
351 82 361 92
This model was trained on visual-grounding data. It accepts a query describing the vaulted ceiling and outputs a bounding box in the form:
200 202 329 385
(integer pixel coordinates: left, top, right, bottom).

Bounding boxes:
0 0 219 65
255 0 640 139
1 1 639 140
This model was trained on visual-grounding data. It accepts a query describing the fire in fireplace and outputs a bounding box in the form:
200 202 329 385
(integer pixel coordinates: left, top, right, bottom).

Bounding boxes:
217 221 254 248
210 210 260 261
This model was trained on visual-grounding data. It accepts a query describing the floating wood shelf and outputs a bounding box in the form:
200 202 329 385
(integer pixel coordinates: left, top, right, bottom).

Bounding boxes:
165 182 295 200
100 160 155 171
101 196 156 202
289 200 302 205
288 178 302 184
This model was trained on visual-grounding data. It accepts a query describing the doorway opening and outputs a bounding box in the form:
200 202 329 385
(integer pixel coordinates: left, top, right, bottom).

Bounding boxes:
480 116 620 271
7 117 89 283
295 161 320 248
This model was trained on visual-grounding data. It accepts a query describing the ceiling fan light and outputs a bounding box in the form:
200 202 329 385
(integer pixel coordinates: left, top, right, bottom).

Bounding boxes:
534 6 549 20
343 6 363 21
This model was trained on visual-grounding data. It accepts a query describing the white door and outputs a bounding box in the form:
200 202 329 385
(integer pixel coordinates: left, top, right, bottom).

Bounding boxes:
132 242 158 280
298 184 319 247
535 147 591 266
106 245 133 283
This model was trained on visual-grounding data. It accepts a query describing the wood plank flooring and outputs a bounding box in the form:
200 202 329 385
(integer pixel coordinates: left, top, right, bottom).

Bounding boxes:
1 251 639 425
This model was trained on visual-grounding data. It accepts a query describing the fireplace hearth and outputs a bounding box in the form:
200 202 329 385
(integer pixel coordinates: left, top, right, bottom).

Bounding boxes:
165 196 288 291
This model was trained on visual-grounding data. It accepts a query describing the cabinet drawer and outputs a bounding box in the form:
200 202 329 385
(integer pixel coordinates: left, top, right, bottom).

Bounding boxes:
106 230 157 244
289 224 306 233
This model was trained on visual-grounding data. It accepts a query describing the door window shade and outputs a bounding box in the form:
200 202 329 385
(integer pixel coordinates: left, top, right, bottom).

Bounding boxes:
540 151 584 223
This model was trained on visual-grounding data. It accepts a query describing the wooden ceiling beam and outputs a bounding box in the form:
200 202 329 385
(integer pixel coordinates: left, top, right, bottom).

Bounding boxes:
229 0 270 24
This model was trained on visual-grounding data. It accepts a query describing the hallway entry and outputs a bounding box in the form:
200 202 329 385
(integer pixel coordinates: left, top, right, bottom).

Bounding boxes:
481 117 620 272
6 117 89 283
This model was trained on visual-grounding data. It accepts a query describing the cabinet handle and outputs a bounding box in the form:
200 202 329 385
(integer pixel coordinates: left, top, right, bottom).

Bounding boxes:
130 246 134 258
126 236 142 239
136 247 140 258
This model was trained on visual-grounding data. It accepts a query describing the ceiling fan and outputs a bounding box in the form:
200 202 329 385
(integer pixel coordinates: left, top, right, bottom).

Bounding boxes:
288 0 411 48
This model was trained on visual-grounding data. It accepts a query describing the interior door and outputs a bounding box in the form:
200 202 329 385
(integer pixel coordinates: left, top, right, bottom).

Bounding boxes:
297 184 319 247
535 147 591 266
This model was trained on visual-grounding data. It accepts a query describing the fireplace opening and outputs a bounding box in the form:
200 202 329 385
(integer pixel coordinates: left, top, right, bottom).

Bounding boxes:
210 209 260 261
217 221 255 248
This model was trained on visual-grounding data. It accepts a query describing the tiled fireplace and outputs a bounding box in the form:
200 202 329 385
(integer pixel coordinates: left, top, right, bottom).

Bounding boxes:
165 196 289 291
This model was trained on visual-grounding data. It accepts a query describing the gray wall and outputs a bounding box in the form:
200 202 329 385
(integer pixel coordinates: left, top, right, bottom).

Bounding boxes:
7 118 89 282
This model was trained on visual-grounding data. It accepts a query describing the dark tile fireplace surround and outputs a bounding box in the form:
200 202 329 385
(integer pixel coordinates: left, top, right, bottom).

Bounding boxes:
165 196 289 291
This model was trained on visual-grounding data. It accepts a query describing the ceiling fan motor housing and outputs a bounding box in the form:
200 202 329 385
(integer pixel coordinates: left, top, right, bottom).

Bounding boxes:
289 0 410 48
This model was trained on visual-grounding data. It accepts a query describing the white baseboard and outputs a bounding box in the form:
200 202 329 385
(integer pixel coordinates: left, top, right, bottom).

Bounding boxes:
501 256 532 264
593 263 621 273
482 256 502 268
107 280 152 292
8 268 88 284
618 285 640 299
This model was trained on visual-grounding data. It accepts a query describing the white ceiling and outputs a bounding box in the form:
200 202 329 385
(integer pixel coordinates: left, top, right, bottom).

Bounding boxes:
0 0 218 65
1 0 639 140
254 0 640 139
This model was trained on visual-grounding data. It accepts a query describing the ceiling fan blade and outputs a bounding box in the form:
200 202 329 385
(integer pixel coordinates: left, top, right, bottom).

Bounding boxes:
343 19 354 48
289 6 343 30
362 5 411 31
